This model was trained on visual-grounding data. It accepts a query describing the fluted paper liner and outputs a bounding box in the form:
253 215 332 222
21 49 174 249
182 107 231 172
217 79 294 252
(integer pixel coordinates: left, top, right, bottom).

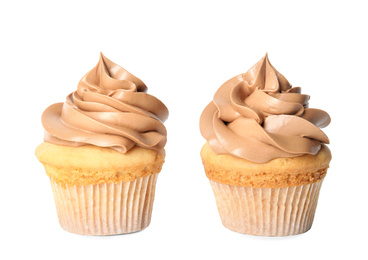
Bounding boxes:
50 174 158 235
210 179 324 236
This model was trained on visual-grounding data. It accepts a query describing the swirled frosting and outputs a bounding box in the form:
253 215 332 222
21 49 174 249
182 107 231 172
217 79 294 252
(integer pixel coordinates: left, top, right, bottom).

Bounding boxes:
200 54 330 163
42 53 168 153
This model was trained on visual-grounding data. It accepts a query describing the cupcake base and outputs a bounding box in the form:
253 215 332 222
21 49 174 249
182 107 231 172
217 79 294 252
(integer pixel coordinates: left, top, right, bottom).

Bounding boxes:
209 179 324 236
50 174 158 235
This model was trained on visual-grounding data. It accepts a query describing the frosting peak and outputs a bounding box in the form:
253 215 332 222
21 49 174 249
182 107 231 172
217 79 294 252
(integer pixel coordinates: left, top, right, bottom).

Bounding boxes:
200 54 330 163
42 53 168 153
242 53 291 93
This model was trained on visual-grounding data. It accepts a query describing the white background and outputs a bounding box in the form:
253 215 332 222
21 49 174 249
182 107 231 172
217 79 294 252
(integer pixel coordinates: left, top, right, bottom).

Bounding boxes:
1 1 367 259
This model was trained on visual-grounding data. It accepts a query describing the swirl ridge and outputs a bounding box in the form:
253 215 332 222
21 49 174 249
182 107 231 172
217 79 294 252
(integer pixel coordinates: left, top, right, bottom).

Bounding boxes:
200 54 330 163
42 53 168 153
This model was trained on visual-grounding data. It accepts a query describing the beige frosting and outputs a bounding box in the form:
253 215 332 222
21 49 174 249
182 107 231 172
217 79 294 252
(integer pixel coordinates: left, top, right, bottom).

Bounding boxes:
42 53 168 153
200 54 330 163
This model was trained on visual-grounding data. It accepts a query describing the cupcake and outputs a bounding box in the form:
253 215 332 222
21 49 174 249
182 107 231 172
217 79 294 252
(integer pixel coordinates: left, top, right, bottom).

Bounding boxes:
200 54 331 236
35 53 168 235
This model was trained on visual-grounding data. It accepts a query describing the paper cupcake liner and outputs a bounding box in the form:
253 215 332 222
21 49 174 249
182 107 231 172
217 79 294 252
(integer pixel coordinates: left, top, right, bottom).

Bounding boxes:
50 174 158 235
209 179 324 236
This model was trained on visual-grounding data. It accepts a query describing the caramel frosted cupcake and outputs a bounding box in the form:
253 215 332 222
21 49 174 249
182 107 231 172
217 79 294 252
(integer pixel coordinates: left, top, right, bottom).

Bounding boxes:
35 53 168 235
200 54 331 236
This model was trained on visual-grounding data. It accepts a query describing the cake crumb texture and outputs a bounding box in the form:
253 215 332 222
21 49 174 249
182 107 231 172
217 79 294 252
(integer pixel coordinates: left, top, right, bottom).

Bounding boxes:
201 143 331 188
35 142 165 186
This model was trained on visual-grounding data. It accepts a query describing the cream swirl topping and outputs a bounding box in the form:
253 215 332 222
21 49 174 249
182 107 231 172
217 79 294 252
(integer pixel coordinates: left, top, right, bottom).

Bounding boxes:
42 53 168 153
200 54 330 163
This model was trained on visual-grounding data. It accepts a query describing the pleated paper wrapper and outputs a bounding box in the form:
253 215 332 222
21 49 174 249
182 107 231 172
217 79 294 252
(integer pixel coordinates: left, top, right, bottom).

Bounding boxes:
50 173 158 235
210 179 324 236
